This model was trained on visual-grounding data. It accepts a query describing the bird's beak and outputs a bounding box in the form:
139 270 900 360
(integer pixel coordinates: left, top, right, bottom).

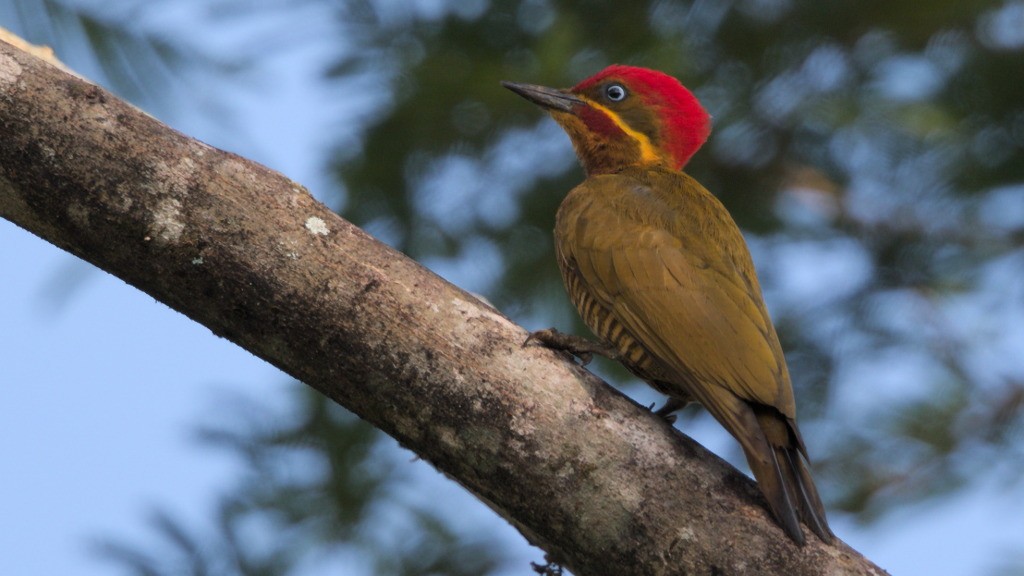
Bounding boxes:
501 81 583 113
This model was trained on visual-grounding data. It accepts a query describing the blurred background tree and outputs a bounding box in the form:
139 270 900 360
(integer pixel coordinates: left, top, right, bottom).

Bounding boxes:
3 0 1023 574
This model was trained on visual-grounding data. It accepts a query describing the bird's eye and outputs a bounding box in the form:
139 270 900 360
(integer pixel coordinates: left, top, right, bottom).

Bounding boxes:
605 84 627 102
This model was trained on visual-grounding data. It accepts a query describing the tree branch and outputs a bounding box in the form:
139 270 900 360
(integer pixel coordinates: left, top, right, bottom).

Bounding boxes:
0 39 885 576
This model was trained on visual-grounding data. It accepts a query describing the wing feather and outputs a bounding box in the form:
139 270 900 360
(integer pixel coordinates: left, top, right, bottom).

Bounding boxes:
558 172 794 427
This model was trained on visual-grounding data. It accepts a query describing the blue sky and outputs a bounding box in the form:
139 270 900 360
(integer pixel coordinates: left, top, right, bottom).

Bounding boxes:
2 3 1023 575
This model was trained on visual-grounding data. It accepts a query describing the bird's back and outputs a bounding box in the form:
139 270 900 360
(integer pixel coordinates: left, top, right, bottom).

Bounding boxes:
553 165 794 420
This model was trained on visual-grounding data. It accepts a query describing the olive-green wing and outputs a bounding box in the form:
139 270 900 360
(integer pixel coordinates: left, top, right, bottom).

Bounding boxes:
560 175 795 442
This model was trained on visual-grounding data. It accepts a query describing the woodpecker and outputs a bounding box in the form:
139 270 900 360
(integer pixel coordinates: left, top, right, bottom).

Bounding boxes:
503 65 833 545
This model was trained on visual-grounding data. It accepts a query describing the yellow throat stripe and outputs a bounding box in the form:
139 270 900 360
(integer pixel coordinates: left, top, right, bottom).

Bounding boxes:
581 97 660 164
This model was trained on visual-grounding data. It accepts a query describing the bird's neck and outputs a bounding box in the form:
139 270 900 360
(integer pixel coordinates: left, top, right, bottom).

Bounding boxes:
553 110 674 175
570 135 673 176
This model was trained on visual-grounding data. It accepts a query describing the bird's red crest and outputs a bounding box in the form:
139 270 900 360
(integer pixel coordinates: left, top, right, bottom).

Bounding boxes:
573 65 711 169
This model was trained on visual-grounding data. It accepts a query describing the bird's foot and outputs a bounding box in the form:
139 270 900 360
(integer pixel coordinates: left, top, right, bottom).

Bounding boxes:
524 327 619 366
649 397 690 424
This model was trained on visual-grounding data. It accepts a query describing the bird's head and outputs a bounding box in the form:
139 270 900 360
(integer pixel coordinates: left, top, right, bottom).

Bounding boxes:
502 65 711 175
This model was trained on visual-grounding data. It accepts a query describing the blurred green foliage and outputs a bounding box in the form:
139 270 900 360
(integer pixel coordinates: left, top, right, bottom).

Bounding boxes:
8 0 1024 573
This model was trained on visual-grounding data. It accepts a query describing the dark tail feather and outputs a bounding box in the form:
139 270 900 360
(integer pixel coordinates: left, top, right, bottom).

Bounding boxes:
777 445 834 543
747 442 805 545
782 446 831 541
743 409 834 545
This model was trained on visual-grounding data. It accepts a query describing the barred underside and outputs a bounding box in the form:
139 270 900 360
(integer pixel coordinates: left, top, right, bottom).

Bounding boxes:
561 261 681 397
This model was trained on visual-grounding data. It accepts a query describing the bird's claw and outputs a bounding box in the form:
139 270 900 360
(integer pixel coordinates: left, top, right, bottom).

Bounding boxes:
650 397 688 424
524 327 612 366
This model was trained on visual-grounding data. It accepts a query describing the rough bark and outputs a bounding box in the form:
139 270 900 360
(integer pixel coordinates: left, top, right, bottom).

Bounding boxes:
0 39 887 576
